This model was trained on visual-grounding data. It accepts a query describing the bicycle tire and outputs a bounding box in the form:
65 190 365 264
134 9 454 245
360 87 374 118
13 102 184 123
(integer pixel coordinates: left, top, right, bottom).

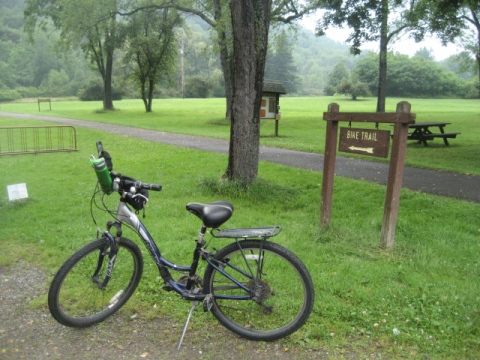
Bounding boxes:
203 240 314 341
48 237 143 328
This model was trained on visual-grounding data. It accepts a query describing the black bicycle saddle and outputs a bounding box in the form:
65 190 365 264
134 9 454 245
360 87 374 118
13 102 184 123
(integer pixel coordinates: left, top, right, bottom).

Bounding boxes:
186 200 234 228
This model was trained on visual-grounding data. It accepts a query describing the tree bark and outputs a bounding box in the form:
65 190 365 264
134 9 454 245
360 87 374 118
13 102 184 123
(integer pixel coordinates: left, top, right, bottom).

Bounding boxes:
212 0 233 120
476 13 480 99
141 81 148 111
103 49 115 111
220 44 233 120
224 0 271 182
377 0 389 113
147 79 154 112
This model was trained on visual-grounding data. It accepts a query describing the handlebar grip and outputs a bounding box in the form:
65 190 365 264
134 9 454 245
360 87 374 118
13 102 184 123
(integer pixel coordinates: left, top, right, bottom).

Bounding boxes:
141 183 162 191
96 141 104 157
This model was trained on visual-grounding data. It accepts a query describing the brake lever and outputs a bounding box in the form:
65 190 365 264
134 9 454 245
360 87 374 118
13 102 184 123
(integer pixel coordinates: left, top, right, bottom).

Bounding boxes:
132 193 149 203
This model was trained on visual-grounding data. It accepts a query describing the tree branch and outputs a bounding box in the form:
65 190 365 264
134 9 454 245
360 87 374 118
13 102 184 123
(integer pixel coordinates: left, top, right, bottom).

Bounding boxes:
387 24 410 44
271 0 318 23
114 3 216 28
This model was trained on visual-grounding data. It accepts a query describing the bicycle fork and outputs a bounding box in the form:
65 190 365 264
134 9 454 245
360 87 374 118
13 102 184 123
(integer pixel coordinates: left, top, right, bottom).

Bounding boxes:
92 231 118 289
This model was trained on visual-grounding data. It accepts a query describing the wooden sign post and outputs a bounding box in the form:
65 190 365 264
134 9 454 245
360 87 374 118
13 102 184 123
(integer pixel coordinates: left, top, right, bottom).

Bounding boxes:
320 101 415 248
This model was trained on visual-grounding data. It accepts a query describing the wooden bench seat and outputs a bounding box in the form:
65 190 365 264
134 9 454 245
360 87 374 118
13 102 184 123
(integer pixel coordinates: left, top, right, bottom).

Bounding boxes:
408 132 460 146
421 132 460 139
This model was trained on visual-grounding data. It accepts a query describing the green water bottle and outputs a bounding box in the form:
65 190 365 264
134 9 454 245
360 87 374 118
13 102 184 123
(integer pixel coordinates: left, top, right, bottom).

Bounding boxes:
90 157 113 194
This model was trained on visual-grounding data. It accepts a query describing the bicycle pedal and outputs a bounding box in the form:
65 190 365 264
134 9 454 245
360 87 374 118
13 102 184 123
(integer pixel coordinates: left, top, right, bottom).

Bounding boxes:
162 284 173 292
203 294 213 312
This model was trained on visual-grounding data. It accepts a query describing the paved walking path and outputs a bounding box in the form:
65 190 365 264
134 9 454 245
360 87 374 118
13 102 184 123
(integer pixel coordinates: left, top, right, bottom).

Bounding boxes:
1 111 479 203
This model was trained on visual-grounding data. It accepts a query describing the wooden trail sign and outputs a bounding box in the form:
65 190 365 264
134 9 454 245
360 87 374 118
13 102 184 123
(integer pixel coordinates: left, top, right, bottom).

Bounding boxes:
320 101 416 248
339 127 390 158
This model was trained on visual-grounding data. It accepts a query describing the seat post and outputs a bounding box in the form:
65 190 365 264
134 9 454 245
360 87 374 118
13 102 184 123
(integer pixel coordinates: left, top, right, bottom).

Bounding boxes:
186 226 207 290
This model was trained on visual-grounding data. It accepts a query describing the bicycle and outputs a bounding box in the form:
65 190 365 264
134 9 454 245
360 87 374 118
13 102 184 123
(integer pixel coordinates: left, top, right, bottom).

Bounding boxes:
48 141 315 349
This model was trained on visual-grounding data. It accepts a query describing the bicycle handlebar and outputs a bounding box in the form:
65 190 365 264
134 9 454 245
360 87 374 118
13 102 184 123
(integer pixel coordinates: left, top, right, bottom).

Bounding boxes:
111 172 162 193
140 182 162 191
93 141 162 195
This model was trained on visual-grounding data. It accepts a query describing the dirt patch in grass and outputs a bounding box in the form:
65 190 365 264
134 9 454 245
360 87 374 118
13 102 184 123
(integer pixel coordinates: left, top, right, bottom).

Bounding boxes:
1 261 334 360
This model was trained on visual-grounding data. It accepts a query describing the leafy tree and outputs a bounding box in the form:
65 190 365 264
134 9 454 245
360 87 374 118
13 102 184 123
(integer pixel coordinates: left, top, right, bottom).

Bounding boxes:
42 69 70 96
414 47 435 61
336 77 370 100
265 29 299 94
185 75 212 98
0 0 24 44
417 0 480 98
443 51 477 80
25 0 125 110
324 59 350 95
461 77 480 98
123 8 181 112
223 0 318 181
352 53 379 93
293 29 354 95
116 0 236 118
0 88 22 102
222 0 271 182
354 52 464 98
116 0 317 182
317 0 425 112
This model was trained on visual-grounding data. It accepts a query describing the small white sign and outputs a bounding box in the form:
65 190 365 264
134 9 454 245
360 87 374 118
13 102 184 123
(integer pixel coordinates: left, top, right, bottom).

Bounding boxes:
7 183 29 201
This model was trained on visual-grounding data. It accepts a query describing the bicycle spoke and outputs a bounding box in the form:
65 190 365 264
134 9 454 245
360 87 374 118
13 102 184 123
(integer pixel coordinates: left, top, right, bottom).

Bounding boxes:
203 240 314 341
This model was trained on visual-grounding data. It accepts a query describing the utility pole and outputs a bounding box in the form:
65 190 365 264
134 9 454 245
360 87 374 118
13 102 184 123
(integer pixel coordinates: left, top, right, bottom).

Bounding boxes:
181 35 185 99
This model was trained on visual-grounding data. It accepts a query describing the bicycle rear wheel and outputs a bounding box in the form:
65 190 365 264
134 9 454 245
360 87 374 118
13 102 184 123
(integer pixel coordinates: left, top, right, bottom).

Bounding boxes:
203 240 314 341
48 237 143 327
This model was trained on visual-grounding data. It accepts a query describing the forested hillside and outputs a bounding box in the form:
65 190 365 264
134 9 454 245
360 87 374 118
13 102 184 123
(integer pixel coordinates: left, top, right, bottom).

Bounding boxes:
0 0 476 102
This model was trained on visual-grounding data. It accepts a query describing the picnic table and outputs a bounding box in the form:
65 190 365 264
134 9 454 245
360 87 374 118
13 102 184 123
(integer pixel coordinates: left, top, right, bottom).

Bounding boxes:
407 121 460 146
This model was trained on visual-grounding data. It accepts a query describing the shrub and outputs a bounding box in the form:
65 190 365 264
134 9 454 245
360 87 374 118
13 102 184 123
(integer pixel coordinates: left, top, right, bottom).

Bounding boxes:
15 87 43 98
78 81 123 101
42 70 73 97
323 84 336 96
185 76 212 98
0 89 22 102
461 79 480 99
78 81 104 101
336 78 371 100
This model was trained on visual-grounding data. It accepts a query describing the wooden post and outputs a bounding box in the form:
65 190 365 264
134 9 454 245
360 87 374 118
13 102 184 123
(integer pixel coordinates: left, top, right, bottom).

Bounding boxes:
38 98 51 111
380 101 411 248
320 101 415 248
320 103 339 226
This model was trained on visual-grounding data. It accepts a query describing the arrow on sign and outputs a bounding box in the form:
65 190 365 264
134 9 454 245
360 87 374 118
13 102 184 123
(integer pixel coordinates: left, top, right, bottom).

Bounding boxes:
348 146 374 154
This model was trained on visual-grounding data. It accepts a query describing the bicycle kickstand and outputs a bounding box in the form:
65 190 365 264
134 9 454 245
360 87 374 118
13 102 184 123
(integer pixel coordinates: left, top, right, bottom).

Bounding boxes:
177 301 199 351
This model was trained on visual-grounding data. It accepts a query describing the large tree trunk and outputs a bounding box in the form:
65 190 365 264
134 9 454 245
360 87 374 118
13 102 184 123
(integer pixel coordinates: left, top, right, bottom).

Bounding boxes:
212 0 233 120
147 79 154 112
224 0 271 182
141 81 148 111
220 44 233 120
376 0 389 113
476 26 480 99
477 53 480 99
103 49 115 111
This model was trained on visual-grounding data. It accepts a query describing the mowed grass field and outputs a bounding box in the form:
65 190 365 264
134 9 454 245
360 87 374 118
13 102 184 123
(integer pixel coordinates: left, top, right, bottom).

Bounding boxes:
0 97 479 358
2 96 479 175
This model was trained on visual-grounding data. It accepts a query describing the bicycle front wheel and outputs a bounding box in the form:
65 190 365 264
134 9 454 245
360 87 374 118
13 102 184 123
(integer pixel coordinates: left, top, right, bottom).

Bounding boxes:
203 240 314 341
48 237 143 327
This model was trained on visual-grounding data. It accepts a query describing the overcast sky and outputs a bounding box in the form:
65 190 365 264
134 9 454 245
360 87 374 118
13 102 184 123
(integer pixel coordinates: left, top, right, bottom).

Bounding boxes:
299 14 462 61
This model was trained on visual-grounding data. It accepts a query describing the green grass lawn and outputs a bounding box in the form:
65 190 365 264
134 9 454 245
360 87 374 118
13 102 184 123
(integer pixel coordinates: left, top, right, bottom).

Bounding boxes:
0 98 479 357
1 96 479 175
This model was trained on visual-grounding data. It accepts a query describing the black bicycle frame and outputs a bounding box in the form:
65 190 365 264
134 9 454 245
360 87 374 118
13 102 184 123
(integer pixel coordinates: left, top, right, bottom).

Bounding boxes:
107 200 252 301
